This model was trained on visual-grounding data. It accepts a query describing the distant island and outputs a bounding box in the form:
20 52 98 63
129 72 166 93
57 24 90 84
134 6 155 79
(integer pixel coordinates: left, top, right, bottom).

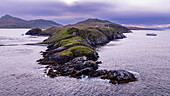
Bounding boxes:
0 15 62 28
127 27 160 30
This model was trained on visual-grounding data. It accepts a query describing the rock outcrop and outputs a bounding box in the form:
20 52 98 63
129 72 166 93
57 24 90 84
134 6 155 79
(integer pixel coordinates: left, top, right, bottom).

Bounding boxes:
46 56 137 84
25 28 42 35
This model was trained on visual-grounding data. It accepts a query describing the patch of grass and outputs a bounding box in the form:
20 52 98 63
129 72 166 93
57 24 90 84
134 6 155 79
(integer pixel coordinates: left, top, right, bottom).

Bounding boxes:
70 46 94 57
59 46 94 57
43 26 123 45
43 29 75 44
58 36 94 49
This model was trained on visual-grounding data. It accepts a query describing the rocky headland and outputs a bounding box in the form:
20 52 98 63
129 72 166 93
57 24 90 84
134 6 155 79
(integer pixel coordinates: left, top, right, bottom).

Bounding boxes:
26 19 137 84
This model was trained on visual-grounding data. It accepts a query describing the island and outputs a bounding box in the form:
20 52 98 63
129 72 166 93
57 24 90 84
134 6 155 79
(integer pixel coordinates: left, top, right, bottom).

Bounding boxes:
26 19 138 84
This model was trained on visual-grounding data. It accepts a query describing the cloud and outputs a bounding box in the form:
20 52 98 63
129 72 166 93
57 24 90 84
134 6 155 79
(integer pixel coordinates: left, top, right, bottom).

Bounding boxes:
0 1 109 16
0 0 170 25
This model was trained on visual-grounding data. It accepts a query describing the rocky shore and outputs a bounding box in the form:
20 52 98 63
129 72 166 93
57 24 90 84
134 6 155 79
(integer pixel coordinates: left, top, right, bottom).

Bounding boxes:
45 56 137 84
26 26 137 84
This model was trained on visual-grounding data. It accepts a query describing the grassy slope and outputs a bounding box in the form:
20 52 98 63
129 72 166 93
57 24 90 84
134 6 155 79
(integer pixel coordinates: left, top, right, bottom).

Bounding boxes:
41 26 124 63
43 26 122 45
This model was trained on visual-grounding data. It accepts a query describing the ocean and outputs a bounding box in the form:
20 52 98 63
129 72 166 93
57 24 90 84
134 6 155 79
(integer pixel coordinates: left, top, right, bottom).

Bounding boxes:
0 29 169 96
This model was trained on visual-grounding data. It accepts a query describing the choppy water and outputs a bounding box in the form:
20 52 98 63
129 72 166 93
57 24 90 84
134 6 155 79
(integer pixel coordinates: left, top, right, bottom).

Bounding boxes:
0 29 169 96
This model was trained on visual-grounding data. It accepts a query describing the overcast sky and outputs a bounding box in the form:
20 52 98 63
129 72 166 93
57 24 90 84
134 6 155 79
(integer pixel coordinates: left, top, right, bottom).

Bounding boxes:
1 0 170 25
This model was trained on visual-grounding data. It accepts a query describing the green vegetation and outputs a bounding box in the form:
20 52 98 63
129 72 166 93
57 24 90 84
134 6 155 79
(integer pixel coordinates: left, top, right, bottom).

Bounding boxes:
41 27 64 35
57 36 94 49
43 29 74 44
43 26 125 45
41 26 125 62
66 18 131 33
59 46 94 57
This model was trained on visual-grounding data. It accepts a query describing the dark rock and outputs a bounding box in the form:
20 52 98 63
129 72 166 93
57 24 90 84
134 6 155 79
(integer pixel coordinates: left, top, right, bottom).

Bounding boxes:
43 56 137 84
96 61 102 64
61 67 76 76
71 56 87 64
72 63 84 70
71 67 95 77
47 69 57 78
39 53 73 65
47 69 53 75
44 56 99 78
101 70 137 84
84 60 98 70
90 70 108 77
81 67 95 75
25 28 42 35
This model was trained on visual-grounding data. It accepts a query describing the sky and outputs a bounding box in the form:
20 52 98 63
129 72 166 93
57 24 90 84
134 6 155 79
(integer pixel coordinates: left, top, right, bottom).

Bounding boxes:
0 0 170 25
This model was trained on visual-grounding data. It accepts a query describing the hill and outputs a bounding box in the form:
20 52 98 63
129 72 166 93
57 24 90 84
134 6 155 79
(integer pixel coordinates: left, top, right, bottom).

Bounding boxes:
66 18 131 33
0 15 62 28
